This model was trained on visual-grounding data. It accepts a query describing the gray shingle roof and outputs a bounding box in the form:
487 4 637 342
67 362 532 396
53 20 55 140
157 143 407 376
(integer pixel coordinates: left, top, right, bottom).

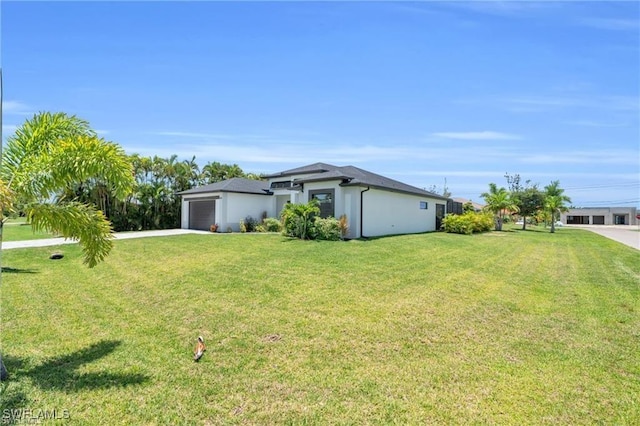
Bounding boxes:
180 164 448 200
178 178 271 196
291 164 448 199
262 162 336 178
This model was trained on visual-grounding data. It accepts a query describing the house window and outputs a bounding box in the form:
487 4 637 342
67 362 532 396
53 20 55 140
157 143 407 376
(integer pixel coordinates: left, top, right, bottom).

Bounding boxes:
309 189 335 218
420 201 428 209
271 181 292 189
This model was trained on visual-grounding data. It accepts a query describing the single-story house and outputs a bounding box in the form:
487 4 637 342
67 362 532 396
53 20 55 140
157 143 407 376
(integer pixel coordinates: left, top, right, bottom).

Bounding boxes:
452 197 485 213
178 162 450 238
560 207 638 226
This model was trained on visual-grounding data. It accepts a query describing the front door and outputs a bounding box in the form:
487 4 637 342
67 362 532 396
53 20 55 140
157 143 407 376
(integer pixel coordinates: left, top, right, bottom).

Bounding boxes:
436 204 446 230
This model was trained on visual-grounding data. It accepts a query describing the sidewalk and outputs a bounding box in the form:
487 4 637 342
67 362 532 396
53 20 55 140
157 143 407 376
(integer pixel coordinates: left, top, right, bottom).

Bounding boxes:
2 229 211 250
567 225 640 250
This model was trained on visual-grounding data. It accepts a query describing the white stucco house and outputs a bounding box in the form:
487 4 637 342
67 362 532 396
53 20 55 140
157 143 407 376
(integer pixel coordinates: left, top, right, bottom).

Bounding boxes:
560 207 638 226
178 162 450 238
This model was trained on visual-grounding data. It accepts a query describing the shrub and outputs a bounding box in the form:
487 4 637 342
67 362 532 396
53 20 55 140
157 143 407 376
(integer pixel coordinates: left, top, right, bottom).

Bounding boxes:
313 217 341 241
442 212 493 235
244 216 259 232
262 217 283 233
281 200 320 240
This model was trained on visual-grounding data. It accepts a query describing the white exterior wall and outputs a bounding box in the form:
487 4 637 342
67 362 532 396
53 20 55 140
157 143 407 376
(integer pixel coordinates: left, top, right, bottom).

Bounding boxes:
361 188 440 237
341 187 360 239
223 193 273 232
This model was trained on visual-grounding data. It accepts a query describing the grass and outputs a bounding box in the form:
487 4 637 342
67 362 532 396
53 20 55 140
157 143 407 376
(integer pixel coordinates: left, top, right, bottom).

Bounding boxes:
2 218 57 242
1 227 639 424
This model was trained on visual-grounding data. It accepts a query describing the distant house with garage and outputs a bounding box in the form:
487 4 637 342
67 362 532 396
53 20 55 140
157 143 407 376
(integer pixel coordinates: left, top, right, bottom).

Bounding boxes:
560 207 638 226
178 162 450 238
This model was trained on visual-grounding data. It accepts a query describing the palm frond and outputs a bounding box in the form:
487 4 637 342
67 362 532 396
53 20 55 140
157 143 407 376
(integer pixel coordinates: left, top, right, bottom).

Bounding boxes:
28 202 114 268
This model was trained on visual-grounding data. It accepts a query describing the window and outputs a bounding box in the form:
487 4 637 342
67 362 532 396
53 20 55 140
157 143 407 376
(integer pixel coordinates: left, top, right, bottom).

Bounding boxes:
309 189 335 218
271 181 292 189
420 201 428 209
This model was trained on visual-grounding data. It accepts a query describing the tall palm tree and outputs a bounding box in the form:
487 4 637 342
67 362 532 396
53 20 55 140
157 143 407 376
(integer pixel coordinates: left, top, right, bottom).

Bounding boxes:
544 180 571 233
481 183 519 231
1 112 134 380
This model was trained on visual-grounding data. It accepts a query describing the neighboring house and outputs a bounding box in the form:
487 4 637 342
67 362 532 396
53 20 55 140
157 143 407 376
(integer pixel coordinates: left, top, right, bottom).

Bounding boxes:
452 197 485 212
560 207 638 226
178 162 450 238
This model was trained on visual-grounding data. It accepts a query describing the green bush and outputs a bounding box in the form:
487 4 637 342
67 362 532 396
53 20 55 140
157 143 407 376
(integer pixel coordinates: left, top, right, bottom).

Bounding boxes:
442 212 493 235
244 216 259 232
313 217 341 241
281 200 320 240
263 217 283 232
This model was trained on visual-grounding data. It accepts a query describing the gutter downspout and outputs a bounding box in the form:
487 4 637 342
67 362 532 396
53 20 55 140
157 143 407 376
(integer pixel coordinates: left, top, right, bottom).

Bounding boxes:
360 186 370 239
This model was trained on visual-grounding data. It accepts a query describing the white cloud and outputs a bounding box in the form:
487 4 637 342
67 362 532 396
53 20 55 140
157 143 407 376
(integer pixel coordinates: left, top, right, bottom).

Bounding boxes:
2 124 18 134
95 129 110 136
566 120 628 128
520 150 639 166
431 131 522 140
501 95 639 112
578 18 640 31
2 101 31 115
150 131 234 139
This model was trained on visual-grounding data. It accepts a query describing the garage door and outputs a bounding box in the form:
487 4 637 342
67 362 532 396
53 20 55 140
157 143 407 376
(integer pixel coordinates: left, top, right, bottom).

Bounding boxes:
189 200 215 231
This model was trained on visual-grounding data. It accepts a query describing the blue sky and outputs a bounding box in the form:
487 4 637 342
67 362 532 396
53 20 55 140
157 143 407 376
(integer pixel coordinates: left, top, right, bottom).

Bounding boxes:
2 1 639 206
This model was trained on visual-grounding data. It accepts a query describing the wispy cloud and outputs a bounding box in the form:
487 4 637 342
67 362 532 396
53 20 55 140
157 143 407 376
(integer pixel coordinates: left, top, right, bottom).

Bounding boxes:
431 131 522 141
442 0 561 17
566 120 629 128
404 170 639 180
2 100 31 115
150 131 235 139
497 95 639 113
129 128 637 173
95 129 110 136
578 17 640 31
2 124 18 135
521 149 639 166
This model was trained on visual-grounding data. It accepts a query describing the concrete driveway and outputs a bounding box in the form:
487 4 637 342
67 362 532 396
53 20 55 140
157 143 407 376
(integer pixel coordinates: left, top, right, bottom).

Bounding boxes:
567 225 640 250
2 229 211 250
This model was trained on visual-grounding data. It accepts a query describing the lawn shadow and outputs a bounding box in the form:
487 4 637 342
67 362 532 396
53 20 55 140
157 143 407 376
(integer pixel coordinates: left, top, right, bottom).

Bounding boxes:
1 267 38 274
5 340 149 392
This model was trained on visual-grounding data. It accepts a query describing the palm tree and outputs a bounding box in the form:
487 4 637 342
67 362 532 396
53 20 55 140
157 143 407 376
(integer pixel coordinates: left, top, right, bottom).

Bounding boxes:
544 180 571 233
481 183 519 231
1 112 134 380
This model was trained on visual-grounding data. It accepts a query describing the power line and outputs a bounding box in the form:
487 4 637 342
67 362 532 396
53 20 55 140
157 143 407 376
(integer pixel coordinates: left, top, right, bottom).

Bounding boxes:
564 182 640 191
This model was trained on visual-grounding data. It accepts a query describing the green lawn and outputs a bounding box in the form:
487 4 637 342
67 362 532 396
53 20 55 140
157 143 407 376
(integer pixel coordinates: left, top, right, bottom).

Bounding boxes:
1 228 639 424
2 218 57 242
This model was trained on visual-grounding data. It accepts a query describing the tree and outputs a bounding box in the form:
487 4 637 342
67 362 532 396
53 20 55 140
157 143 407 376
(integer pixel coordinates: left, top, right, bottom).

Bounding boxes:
516 186 545 230
505 173 544 230
426 178 451 198
544 180 571 233
202 161 245 183
481 183 519 231
0 112 134 380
